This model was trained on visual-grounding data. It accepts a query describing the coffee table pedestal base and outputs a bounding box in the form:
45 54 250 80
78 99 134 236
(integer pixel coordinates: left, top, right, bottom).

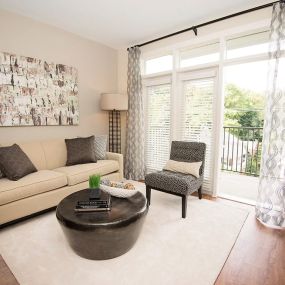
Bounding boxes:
58 214 146 260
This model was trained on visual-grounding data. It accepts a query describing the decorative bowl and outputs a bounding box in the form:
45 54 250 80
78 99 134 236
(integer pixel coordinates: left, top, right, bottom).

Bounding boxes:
100 184 138 198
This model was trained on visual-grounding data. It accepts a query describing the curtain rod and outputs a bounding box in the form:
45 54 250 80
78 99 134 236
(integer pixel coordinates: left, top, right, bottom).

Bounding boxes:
127 0 283 50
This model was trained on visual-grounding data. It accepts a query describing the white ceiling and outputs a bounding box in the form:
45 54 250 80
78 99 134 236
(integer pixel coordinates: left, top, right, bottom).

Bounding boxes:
0 0 271 49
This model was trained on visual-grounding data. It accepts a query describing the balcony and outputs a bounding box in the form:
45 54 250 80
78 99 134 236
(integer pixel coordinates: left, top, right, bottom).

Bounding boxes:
219 126 263 203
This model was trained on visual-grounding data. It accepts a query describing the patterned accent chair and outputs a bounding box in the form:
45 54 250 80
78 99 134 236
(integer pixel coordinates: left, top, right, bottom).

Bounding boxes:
145 141 206 218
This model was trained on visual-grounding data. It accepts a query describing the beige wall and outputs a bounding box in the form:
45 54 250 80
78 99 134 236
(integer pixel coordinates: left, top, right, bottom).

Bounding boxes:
0 9 118 144
117 49 128 154
0 8 272 151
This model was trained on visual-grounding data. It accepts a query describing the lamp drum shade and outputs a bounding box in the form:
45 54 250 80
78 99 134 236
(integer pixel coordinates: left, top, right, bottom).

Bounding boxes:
100 93 128 111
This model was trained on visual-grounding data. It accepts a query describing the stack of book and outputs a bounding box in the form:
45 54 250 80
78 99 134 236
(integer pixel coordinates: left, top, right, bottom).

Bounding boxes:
74 192 111 212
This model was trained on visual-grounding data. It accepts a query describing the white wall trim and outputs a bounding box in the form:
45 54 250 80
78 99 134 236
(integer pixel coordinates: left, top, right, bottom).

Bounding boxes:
141 19 270 59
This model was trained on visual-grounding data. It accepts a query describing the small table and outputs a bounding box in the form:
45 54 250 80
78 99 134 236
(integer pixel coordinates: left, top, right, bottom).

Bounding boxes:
56 189 148 260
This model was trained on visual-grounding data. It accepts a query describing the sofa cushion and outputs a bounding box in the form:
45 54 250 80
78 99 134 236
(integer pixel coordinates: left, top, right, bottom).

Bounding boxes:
0 144 37 181
0 170 68 206
41 139 67 170
54 160 119 186
18 142 47 170
1 142 47 170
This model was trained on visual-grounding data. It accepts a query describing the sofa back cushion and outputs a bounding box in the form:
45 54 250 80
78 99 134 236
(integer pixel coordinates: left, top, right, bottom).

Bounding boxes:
1 137 106 171
41 139 67 170
1 142 46 171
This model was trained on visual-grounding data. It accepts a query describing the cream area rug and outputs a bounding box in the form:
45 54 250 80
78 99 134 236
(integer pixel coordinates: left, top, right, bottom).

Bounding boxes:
0 182 248 285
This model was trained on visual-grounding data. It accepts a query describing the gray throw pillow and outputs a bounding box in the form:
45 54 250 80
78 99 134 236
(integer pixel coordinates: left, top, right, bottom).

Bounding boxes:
65 136 97 166
0 144 37 181
95 135 107 160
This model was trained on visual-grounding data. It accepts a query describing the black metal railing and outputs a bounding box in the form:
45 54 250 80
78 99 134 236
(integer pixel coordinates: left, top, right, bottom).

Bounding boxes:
221 126 263 176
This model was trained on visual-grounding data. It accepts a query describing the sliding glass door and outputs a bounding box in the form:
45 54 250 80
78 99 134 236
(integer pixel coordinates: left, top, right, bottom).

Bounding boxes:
178 69 218 193
144 69 219 194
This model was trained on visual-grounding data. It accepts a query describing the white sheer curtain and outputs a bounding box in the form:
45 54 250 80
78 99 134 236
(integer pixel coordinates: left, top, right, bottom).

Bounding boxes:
256 2 285 228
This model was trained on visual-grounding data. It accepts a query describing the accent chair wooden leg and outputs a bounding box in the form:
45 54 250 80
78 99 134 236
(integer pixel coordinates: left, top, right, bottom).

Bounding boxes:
198 186 202 200
146 186 151 206
182 195 187 218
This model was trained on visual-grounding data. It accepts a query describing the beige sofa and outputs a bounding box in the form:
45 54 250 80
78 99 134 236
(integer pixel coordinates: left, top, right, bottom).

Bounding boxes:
0 139 123 226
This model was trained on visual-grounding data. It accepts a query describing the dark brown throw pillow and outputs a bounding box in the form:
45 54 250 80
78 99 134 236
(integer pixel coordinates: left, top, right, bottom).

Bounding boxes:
65 136 97 166
0 144 37 181
0 169 5 179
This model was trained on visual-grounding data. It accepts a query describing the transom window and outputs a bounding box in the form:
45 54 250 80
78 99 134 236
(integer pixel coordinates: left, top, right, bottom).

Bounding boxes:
180 42 220 67
226 31 270 59
145 55 173 75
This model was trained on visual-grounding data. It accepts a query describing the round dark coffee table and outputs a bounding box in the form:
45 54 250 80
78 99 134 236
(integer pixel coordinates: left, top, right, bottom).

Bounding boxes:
56 189 148 260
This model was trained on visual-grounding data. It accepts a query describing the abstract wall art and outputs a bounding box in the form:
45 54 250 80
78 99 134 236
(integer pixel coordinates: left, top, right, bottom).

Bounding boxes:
0 52 79 126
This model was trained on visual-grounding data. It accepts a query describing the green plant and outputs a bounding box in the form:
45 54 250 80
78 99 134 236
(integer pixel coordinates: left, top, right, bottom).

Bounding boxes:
89 174 101 189
245 143 263 176
224 84 265 133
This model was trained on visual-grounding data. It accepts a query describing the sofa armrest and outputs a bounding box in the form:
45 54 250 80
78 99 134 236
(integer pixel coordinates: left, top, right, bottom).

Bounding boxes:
106 152 124 180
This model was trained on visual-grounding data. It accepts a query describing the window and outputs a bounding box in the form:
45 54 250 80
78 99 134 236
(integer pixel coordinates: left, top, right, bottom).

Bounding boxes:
145 55 173 74
224 60 269 94
226 31 270 59
142 25 285 196
144 70 217 191
145 82 171 173
219 59 277 202
180 42 219 68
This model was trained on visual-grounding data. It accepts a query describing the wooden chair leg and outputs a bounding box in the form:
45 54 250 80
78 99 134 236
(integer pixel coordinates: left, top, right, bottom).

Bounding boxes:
182 195 187 218
146 186 151 206
198 186 202 200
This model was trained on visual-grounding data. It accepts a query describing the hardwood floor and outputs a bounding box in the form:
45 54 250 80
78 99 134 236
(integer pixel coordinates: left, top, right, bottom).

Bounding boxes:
0 255 19 285
200 195 285 285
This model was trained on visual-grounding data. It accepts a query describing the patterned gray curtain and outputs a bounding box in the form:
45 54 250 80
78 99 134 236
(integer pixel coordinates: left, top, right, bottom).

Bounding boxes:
125 46 145 180
256 2 285 228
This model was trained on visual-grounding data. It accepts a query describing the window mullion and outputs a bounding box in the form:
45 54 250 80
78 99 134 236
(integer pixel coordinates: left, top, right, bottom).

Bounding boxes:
170 50 179 142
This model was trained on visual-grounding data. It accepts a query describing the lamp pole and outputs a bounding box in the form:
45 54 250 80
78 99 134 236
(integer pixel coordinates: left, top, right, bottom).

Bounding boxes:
101 93 128 154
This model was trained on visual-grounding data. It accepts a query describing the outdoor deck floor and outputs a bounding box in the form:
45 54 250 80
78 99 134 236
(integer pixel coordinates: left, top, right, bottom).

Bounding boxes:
219 171 259 204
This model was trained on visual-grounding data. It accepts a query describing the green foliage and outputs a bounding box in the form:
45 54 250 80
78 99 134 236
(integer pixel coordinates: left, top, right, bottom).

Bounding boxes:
89 174 101 189
224 84 265 176
224 84 265 110
245 145 262 176
224 84 265 141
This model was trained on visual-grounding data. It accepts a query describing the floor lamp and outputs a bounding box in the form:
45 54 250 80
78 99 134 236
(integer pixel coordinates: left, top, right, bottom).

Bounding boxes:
100 93 128 153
